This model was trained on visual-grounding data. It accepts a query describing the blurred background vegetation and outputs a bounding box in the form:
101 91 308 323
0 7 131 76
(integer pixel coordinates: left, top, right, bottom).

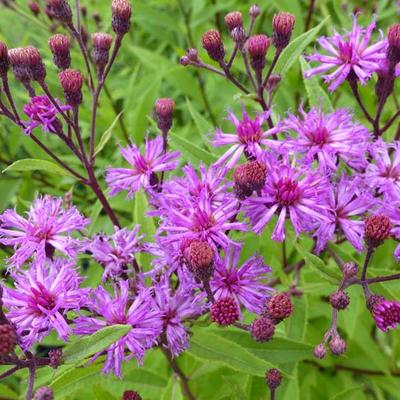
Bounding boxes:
0 0 400 399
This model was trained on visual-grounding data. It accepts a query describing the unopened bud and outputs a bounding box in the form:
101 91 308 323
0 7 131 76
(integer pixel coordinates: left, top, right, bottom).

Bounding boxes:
329 291 350 310
0 42 9 76
123 391 142 400
48 34 71 70
329 334 347 356
186 240 214 281
112 0 132 35
80 5 87 18
249 4 260 19
180 55 190 66
48 348 63 368
224 11 243 32
211 297 240 326
234 161 266 200
313 344 326 359
0 324 17 356
342 262 358 279
93 12 102 26
202 29 225 62
265 368 282 391
45 0 72 24
58 69 83 106
9 46 45 83
247 34 270 70
29 0 40 16
231 27 246 45
364 214 392 248
387 24 400 64
251 316 275 342
266 73 281 92
33 386 53 400
154 97 175 132
272 12 295 49
265 292 293 322
92 33 113 76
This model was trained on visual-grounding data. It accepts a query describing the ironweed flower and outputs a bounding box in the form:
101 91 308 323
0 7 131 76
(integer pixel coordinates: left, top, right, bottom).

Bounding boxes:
372 299 400 332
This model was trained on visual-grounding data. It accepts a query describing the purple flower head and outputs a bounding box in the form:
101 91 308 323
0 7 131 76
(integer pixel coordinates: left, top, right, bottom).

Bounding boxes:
366 140 400 201
2 258 87 349
153 273 205 356
88 226 143 280
314 175 373 253
282 107 369 171
22 95 71 135
106 136 180 198
211 245 273 315
244 156 330 241
0 196 90 268
305 17 386 91
373 299 400 332
74 281 163 378
212 109 280 169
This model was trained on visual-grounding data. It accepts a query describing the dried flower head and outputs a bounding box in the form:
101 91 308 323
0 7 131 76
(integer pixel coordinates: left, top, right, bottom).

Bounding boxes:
202 29 225 62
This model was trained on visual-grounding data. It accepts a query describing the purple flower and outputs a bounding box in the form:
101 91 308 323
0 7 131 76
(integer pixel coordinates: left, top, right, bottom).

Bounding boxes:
88 226 143 280
282 107 369 171
0 196 90 268
212 109 280 168
373 299 400 332
314 175 373 253
305 17 386 91
106 136 180 198
153 274 205 356
22 96 71 135
365 140 400 201
244 156 329 241
211 245 273 314
74 281 163 377
2 258 87 349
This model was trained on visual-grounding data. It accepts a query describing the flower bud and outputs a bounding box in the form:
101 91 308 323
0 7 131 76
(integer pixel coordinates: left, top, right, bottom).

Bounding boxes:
93 12 102 27
313 344 326 359
329 334 347 356
224 11 243 32
272 12 295 50
266 73 281 93
33 386 54 400
180 55 190 66
123 391 142 400
186 240 214 281
329 291 350 310
45 0 72 24
186 48 199 63
251 316 275 342
0 324 17 356
80 5 87 18
26 46 46 81
234 161 266 200
211 297 240 326
0 41 9 76
342 262 358 279
265 368 282 391
112 0 132 36
58 69 83 106
387 24 400 64
92 33 113 75
154 97 175 132
367 294 385 312
29 0 41 16
364 214 392 248
9 46 46 83
265 292 293 322
48 34 71 70
247 34 270 71
249 4 260 19
202 29 225 62
231 27 246 45
48 348 63 368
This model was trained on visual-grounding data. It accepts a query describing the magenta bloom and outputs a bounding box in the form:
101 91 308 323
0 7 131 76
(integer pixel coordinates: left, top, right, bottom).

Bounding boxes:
22 95 71 135
373 299 400 332
282 107 369 171
0 196 90 268
74 281 163 377
314 175 373 253
153 274 205 356
212 109 280 168
88 226 143 280
244 157 329 241
106 136 180 198
2 259 87 349
211 245 273 314
305 17 386 91
366 140 400 202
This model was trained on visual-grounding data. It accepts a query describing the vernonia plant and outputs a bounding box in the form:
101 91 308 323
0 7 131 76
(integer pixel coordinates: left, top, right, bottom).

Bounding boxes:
0 1 400 399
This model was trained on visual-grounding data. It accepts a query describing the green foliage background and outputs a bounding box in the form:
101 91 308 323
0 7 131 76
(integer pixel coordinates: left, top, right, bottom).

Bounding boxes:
0 0 400 399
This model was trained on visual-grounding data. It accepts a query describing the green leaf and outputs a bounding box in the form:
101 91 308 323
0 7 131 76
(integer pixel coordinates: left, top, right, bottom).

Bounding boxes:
275 16 330 78
169 130 217 165
300 58 333 112
2 159 75 178
94 112 123 157
62 325 131 364
185 98 213 149
329 386 362 400
93 384 118 400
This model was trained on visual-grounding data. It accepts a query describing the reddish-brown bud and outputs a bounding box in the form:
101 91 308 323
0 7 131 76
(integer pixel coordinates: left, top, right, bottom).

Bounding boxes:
211 297 240 326
202 29 225 62
45 0 72 24
9 46 45 82
272 12 295 49
154 97 175 132
387 24 400 64
364 214 392 248
329 291 350 310
0 324 17 356
224 11 243 32
266 292 293 322
48 34 71 70
0 41 9 76
186 240 214 281
123 391 142 400
251 316 275 342
29 0 41 16
329 334 347 356
247 34 270 70
58 69 83 106
112 0 132 35
265 368 282 391
92 33 113 72
234 161 266 199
